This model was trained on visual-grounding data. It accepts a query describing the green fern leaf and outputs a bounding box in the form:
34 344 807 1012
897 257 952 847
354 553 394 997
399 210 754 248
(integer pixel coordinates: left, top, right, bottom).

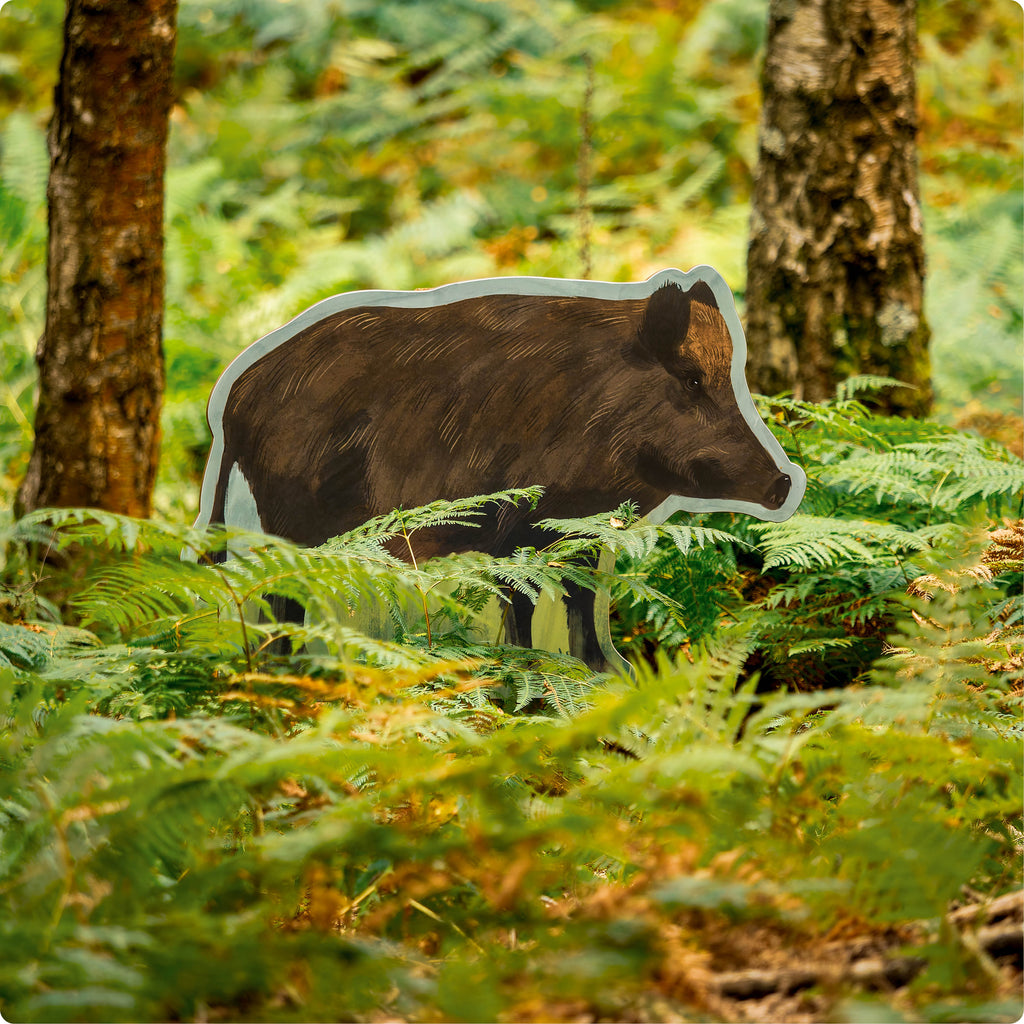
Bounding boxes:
0 113 48 209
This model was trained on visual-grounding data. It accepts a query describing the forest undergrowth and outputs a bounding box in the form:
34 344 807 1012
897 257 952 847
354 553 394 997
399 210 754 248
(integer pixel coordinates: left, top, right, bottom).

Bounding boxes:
0 0 1022 1020
0 384 1021 1023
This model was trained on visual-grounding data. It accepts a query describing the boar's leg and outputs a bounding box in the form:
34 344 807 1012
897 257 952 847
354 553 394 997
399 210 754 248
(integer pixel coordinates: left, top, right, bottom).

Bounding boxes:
564 580 606 671
504 580 606 672
265 594 306 655
504 588 536 650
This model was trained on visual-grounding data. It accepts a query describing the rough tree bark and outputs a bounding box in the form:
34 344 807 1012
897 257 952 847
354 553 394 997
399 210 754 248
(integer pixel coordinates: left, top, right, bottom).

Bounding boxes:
745 0 931 415
16 0 178 518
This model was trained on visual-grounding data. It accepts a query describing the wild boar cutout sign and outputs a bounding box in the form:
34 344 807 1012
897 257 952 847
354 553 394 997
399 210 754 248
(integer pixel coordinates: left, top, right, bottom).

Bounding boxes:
196 267 806 670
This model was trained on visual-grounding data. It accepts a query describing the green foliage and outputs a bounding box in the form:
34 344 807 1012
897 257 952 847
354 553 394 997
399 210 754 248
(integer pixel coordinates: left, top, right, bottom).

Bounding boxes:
925 188 1023 420
613 381 1023 690
0 0 1020 518
0 1 1021 1018
0 111 47 498
0 474 1021 1022
916 0 1023 425
5 491 682 721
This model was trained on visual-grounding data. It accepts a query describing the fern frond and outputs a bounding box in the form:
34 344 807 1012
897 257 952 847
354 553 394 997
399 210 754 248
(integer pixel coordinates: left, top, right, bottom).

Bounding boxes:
820 433 1023 514
0 622 53 671
165 157 224 221
21 506 215 560
71 559 212 634
786 636 862 656
758 573 903 628
820 451 945 506
328 488 544 547
537 512 744 563
293 623 448 670
752 517 874 571
0 622 101 672
750 515 945 572
473 647 599 717
755 393 889 449
0 113 48 209
932 460 1024 511
834 375 913 403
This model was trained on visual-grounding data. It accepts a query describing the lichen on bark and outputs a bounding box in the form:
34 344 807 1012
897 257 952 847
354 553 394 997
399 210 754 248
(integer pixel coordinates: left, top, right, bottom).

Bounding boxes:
745 0 931 415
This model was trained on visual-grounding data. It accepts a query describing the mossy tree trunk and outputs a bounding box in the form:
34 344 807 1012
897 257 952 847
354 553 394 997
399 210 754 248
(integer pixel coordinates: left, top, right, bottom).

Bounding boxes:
16 0 178 518
745 0 931 415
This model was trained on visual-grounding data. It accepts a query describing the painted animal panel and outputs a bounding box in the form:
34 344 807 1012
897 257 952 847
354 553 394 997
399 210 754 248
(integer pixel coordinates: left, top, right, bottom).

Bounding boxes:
197 268 806 667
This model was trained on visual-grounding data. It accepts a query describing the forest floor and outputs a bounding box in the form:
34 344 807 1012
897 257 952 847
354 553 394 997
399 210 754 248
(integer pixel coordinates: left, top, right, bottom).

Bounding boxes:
471 889 1024 1022
685 890 1023 1024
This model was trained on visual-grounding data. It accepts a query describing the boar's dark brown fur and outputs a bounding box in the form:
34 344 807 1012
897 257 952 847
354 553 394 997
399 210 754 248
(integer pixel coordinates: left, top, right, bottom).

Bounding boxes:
200 273 801 668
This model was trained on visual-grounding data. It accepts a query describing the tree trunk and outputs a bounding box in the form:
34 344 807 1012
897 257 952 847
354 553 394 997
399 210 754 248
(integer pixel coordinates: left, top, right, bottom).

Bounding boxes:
745 0 931 415
16 0 178 518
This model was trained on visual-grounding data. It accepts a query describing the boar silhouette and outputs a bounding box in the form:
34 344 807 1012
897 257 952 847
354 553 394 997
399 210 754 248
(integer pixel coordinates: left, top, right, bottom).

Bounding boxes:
196 267 805 668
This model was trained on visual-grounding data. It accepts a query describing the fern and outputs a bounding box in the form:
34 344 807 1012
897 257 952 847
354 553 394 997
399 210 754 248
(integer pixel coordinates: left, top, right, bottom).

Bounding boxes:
822 433 1024 517
2 513 1021 1022
615 383 1023 692
538 508 745 564
754 390 892 453
3 409 1022 1024
833 374 914 404
0 622 100 672
0 622 54 671
418 637 599 717
749 514 951 572
926 189 1023 418
331 487 543 545
611 525 742 654
15 496 691 709
164 157 224 222
1 0 1020 1012
0 113 48 210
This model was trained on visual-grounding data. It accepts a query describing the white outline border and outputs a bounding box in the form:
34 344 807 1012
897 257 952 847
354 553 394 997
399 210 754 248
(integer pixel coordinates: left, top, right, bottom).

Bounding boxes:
195 266 806 530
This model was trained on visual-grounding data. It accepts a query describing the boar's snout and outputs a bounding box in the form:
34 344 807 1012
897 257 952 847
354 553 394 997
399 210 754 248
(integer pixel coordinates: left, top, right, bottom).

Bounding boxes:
688 456 792 511
763 472 791 511
665 454 792 513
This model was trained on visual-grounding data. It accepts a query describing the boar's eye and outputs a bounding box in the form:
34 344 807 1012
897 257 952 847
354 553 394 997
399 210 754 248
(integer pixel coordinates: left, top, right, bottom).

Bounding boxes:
678 364 703 392
673 357 704 399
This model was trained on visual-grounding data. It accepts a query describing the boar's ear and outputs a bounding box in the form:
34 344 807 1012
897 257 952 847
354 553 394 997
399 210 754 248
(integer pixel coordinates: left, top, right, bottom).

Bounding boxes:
684 280 718 311
632 280 719 365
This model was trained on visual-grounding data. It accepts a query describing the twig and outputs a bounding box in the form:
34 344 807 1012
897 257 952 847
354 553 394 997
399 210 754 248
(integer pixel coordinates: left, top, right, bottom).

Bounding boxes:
399 519 433 649
409 898 486 955
947 889 1023 928
707 891 1024 1003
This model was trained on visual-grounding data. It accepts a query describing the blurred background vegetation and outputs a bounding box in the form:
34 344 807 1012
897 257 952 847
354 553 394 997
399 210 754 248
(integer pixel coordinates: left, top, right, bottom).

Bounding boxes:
0 0 1020 522
0 7 1021 1021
